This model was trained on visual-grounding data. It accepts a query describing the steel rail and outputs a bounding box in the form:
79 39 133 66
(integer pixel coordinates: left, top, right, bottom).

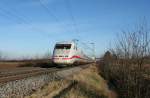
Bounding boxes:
0 68 59 84
0 64 93 84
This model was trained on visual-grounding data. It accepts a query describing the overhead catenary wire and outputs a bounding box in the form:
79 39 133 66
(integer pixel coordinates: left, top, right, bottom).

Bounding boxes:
81 42 93 51
0 11 21 24
72 40 94 57
38 0 59 22
0 0 81 39
64 0 79 34
38 0 70 34
0 5 52 37
0 6 29 24
39 0 95 57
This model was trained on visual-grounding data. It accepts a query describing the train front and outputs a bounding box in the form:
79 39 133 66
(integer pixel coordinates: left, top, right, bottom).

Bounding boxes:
52 42 74 65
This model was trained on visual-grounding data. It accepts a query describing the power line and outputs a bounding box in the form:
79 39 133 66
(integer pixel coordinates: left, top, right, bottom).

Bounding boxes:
0 11 21 24
38 0 70 35
38 0 59 22
0 6 52 37
82 42 93 50
0 7 28 24
0 6 38 25
65 0 79 34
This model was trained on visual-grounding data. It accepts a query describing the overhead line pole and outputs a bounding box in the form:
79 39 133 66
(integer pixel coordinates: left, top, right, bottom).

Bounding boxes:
90 43 96 61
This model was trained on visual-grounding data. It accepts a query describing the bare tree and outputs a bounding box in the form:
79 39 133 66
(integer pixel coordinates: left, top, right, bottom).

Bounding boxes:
115 23 150 66
99 22 150 98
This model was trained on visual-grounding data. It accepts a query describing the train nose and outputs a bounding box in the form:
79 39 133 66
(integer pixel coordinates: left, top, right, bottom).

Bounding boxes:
53 57 73 64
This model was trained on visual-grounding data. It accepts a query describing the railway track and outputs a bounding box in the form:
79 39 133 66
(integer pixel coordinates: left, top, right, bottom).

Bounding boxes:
0 64 92 84
0 67 59 84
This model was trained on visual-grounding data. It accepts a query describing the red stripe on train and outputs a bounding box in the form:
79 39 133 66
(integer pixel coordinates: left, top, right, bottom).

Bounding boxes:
62 55 81 60
53 56 81 60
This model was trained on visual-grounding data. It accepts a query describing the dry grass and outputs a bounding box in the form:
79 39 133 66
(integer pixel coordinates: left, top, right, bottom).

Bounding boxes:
0 62 24 69
98 58 150 98
25 65 116 98
64 65 117 98
72 65 109 97
0 59 53 68
25 80 71 98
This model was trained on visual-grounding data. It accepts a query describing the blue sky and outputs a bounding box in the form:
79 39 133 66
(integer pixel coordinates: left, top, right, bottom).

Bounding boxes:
0 0 150 59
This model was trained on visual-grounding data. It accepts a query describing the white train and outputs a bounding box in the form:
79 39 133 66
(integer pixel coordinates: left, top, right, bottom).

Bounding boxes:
52 41 93 66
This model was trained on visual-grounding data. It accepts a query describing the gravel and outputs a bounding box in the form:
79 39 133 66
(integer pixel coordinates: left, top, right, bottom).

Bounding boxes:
0 66 83 98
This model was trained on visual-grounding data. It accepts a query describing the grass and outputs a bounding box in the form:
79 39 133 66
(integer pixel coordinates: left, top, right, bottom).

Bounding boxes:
25 80 71 98
0 62 24 68
25 65 116 98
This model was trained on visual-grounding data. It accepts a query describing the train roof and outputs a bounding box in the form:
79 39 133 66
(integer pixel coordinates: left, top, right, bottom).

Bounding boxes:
56 41 75 45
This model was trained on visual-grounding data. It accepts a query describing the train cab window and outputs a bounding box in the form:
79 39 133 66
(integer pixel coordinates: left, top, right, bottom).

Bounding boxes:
55 44 71 49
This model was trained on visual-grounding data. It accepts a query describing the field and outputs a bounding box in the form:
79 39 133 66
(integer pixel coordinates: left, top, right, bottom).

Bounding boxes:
0 59 53 69
0 61 25 69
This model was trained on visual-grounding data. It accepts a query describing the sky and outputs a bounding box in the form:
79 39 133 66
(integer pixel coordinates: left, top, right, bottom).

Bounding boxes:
0 0 150 59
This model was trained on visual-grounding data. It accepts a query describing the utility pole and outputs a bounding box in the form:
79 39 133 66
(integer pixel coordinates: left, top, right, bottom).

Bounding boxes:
72 39 79 46
90 43 96 61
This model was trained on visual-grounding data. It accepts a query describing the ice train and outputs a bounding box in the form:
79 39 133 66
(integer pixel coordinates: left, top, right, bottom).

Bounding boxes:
52 41 93 66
